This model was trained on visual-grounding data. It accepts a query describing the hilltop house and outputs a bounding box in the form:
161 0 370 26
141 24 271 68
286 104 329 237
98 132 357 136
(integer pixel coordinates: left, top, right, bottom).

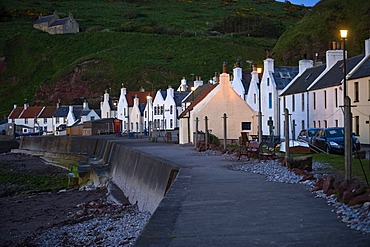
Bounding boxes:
279 38 370 145
178 64 258 144
33 11 79 35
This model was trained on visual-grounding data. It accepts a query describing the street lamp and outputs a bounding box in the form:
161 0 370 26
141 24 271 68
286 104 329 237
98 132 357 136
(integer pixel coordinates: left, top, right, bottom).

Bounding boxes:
340 29 352 180
257 67 263 143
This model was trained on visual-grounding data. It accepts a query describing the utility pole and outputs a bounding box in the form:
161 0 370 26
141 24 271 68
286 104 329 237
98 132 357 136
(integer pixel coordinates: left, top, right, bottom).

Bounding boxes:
284 108 290 165
205 116 209 149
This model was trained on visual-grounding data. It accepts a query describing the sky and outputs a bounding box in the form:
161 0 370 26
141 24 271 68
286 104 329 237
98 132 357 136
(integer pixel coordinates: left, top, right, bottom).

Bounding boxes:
276 0 320 7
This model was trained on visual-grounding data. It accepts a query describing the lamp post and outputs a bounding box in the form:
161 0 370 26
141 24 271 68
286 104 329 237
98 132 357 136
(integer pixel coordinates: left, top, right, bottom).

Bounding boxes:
257 67 263 143
340 29 352 181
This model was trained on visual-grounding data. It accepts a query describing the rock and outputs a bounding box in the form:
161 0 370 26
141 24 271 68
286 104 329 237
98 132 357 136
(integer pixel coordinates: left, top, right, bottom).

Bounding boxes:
299 174 315 182
353 186 368 196
341 191 353 204
348 192 370 206
323 176 334 194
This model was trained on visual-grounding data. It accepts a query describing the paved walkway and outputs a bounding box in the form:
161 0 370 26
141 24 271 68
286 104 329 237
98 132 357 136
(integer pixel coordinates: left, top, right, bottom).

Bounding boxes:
116 139 369 246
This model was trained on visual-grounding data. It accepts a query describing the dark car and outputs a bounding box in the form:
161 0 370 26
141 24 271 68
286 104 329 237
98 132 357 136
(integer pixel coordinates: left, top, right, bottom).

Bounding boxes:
297 128 321 144
312 127 361 154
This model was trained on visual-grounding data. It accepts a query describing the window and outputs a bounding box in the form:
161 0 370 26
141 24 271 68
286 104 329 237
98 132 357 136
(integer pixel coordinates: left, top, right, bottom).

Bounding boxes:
354 81 359 102
368 80 370 101
355 116 359 135
44 118 47 124
313 92 316 110
292 95 295 112
324 90 327 109
313 121 316 128
91 116 95 121
324 120 327 128
301 93 305 111
25 118 28 124
318 120 321 128
268 93 272 109
241 122 251 131
145 111 147 118
292 120 296 138
267 78 270 86
335 119 338 127
160 106 163 115
56 118 60 124
254 94 256 104
301 120 305 130
170 105 173 114
170 119 173 128
335 88 338 108
124 108 126 116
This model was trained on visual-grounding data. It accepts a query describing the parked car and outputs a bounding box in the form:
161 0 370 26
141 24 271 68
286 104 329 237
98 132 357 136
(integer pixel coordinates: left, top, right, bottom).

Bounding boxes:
297 128 321 144
312 127 361 154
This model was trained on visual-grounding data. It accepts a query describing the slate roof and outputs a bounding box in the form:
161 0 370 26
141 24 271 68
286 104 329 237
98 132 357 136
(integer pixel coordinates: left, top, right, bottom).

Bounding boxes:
309 55 364 91
160 90 167 100
174 91 189 106
33 14 55 24
39 106 57 118
179 83 218 118
242 72 252 94
54 106 69 118
49 17 69 27
349 56 370 80
139 104 146 115
280 64 326 96
19 107 43 118
272 67 299 90
8 107 24 119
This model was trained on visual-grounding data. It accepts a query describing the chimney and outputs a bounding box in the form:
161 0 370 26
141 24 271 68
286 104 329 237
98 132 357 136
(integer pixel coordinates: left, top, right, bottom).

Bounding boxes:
233 62 242 81
220 63 230 86
83 100 89 110
121 84 127 96
167 86 174 98
140 87 145 92
194 77 203 88
134 95 139 106
264 57 274 73
222 62 227 73
56 99 60 109
24 101 29 110
326 49 345 69
365 38 370 57
104 89 109 102
180 77 187 91
298 55 313 75
69 105 73 113
13 104 17 109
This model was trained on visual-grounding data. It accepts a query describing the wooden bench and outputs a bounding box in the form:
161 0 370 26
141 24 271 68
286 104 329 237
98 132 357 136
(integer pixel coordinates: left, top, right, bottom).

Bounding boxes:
237 141 260 160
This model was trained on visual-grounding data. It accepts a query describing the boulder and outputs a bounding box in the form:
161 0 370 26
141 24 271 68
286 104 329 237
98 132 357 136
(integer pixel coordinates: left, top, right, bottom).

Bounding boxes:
348 192 370 206
323 176 334 194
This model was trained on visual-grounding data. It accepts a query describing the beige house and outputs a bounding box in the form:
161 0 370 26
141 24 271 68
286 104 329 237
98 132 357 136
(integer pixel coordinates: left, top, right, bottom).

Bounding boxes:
33 12 79 35
179 65 258 144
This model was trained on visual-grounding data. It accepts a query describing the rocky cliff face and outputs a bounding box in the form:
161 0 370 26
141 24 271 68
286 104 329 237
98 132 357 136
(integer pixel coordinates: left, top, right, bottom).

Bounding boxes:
34 61 112 108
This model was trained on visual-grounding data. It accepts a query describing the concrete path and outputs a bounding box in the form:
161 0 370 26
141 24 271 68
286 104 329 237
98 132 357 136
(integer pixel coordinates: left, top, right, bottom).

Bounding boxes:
116 139 370 246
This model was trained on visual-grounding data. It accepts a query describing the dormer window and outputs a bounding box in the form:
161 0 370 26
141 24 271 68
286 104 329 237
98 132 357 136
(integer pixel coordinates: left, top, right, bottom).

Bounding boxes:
279 71 291 79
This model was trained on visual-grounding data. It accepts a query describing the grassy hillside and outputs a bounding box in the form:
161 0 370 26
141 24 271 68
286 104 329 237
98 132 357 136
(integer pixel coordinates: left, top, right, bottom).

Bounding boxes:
273 0 370 65
0 0 309 116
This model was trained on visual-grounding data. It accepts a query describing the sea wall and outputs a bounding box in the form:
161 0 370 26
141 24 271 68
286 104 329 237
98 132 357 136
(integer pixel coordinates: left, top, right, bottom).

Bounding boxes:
19 136 178 213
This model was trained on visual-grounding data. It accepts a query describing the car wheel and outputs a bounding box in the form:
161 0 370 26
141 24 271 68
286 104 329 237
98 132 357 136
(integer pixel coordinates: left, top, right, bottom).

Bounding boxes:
326 145 331 154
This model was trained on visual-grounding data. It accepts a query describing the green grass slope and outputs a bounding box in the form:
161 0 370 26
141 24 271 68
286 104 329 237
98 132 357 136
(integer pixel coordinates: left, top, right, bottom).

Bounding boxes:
0 0 308 116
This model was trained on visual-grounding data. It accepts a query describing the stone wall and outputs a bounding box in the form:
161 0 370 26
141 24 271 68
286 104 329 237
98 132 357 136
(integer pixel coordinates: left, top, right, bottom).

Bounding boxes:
19 136 178 213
